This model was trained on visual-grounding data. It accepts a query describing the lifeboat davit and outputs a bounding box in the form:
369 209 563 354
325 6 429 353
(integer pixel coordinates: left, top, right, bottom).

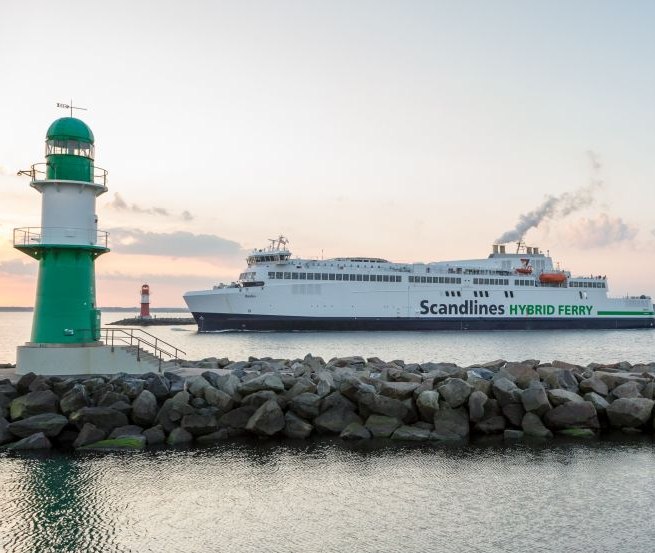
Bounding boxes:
539 272 567 284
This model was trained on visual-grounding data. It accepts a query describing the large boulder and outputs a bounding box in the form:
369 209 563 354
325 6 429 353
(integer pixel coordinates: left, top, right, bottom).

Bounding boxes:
217 405 257 432
70 407 129 433
108 425 143 439
60 385 90 415
186 376 213 399
215 373 241 398
320 392 356 413
468 391 488 423
501 403 525 427
498 362 540 389
73 423 107 448
475 416 506 434
379 381 420 400
181 412 219 436
579 376 609 397
544 401 599 430
239 374 284 395
438 379 473 408
340 422 371 440
358 393 409 421
521 383 552 416
98 391 130 408
131 390 158 427
491 378 521 406
245 399 285 436
522 413 553 438
365 415 401 438
611 381 643 399
5 432 51 450
584 393 610 416
606 398 654 428
10 390 59 420
539 368 579 393
283 411 313 439
8 413 68 438
286 377 317 399
432 405 469 440
204 387 234 412
314 407 362 434
290 393 322 419
143 425 166 446
0 417 13 445
119 379 145 400
166 427 193 446
391 425 431 442
145 374 170 400
547 389 584 407
416 390 440 422
241 390 278 408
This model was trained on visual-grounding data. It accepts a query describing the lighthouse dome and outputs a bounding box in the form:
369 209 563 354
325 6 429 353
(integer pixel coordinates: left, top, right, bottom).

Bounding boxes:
46 117 95 144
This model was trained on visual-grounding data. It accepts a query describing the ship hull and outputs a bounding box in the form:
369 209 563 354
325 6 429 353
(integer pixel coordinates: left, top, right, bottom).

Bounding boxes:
191 312 655 332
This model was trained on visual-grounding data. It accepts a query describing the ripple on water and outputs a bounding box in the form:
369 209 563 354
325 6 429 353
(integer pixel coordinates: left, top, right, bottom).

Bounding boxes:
1 439 655 553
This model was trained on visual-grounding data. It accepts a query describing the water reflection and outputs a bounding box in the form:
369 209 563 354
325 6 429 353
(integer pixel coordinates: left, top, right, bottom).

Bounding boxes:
1 439 654 552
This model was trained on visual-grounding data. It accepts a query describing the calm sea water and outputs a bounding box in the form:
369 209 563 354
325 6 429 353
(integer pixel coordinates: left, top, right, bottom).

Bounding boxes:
1 439 655 553
1 311 654 366
2 312 655 552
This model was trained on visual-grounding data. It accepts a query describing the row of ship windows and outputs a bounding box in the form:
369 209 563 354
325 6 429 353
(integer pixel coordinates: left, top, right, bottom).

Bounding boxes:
570 281 606 288
268 272 403 282
472 278 510 285
408 276 462 284
515 280 536 286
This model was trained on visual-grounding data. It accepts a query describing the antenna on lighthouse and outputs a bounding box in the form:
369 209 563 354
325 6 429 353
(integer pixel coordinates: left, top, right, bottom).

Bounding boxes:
56 100 88 117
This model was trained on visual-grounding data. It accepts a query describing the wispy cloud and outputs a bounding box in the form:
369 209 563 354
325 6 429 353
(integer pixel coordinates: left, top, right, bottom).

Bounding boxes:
107 193 194 221
108 227 244 258
568 213 638 248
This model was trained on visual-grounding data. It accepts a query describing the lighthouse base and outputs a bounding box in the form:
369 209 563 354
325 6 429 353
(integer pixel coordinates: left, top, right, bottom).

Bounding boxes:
16 343 166 376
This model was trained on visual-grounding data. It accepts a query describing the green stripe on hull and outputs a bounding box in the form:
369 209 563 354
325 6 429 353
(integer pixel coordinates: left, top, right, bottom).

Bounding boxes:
597 310 655 316
31 247 103 343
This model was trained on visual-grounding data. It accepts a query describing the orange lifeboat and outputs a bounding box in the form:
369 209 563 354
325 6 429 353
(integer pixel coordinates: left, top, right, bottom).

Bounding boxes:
539 272 567 284
515 258 532 275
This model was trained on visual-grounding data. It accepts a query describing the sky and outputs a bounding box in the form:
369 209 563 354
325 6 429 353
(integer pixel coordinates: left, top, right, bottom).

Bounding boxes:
0 0 654 307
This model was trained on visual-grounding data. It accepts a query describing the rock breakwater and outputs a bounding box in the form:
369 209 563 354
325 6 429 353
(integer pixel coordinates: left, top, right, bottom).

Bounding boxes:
1 356 655 451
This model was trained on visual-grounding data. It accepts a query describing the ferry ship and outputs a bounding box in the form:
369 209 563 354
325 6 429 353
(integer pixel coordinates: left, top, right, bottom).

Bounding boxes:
183 236 654 331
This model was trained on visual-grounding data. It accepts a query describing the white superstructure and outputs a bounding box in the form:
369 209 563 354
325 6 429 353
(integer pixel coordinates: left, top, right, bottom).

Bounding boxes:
184 237 654 331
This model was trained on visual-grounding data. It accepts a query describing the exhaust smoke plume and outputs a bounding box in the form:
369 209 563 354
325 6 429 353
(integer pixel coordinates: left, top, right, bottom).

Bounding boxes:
495 151 603 244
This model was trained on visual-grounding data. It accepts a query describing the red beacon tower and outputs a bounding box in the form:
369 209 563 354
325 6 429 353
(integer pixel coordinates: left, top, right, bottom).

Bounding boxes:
140 284 151 319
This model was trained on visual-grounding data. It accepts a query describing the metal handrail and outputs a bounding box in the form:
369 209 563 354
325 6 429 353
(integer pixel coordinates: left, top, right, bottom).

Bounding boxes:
101 327 186 372
17 163 108 186
13 227 109 248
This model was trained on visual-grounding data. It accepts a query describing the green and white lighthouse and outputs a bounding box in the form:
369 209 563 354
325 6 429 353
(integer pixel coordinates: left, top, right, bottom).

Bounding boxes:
14 111 182 375
15 116 108 345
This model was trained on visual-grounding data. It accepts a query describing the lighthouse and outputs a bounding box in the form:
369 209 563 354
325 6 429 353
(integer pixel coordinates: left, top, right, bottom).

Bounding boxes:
13 112 177 375
140 284 151 319
15 115 107 346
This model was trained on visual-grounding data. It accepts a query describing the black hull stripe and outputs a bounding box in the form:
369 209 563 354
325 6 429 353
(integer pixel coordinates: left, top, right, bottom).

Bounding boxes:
191 313 655 332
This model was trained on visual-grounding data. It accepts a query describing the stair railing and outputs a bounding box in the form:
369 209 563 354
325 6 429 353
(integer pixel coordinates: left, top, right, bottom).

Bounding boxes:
100 327 186 372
